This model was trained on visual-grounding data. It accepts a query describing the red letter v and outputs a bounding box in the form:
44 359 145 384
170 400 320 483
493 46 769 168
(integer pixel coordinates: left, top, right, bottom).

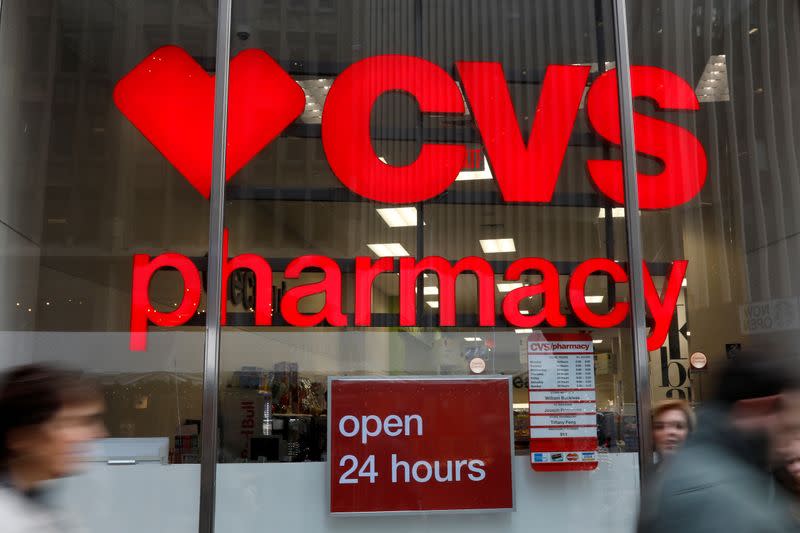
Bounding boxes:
456 62 589 202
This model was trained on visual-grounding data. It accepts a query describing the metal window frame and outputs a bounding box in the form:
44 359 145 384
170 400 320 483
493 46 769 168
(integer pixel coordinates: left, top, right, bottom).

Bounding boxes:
198 1 232 532
611 0 654 488
198 0 652 530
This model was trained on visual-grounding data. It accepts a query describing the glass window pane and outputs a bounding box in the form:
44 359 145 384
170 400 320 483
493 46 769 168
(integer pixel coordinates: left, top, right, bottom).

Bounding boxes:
0 2 218 531
628 2 800 530
627 0 799 402
215 1 641 532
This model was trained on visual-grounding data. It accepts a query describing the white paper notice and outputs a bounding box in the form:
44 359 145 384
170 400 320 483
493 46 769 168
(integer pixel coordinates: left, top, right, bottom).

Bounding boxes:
528 335 597 439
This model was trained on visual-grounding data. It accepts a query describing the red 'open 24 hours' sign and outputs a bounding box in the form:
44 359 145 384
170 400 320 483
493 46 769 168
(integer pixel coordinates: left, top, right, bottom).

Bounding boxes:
328 377 514 515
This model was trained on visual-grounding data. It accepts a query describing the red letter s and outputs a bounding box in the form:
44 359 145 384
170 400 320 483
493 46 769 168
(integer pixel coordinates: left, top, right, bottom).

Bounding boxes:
586 66 707 209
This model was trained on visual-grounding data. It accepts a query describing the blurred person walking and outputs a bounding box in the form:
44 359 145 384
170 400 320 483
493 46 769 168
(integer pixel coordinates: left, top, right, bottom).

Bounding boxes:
638 351 800 533
772 425 800 520
0 364 106 533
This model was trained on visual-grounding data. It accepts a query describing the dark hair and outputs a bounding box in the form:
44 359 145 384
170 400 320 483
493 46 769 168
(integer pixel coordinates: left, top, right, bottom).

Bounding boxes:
0 364 101 464
715 350 800 406
774 465 800 496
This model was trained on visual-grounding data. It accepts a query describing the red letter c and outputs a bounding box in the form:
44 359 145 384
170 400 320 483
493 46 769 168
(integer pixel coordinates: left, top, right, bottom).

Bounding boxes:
322 55 466 203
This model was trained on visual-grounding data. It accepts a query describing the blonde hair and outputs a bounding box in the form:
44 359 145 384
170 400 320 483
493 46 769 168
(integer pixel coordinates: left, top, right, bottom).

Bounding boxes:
652 399 696 431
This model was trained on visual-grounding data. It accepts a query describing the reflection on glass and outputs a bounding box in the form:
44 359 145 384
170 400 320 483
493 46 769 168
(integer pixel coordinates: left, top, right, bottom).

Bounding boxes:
0 1 217 531
216 0 636 464
628 0 800 404
214 1 642 531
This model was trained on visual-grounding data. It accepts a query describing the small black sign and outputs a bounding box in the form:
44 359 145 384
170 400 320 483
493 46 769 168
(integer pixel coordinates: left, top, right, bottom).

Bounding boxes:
726 343 742 359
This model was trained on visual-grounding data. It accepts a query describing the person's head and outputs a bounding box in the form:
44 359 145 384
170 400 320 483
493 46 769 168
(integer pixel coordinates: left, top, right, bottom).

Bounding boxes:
0 364 106 487
715 350 800 441
652 399 695 456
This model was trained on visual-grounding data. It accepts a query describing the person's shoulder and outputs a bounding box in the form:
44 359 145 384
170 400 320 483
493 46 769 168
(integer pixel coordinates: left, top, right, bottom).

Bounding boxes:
644 444 797 533
0 486 61 533
656 439 756 504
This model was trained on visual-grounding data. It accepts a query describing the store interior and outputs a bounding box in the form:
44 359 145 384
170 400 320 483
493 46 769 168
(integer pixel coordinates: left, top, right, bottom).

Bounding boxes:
2 0 788 470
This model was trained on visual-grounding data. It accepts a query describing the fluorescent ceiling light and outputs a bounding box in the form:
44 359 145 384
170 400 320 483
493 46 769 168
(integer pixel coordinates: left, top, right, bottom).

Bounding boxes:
569 62 615 74
381 154 493 181
585 295 604 304
376 207 418 227
497 282 524 293
682 278 687 287
571 62 599 73
598 207 625 219
515 328 533 334
512 402 529 409
480 238 516 254
520 310 531 315
426 300 439 309
367 243 410 257
464 337 482 342
415 286 440 296
593 339 603 344
695 55 730 103
456 156 493 181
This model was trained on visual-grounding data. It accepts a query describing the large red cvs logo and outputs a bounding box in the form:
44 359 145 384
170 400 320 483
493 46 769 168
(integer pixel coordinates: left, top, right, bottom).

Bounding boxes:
115 46 707 207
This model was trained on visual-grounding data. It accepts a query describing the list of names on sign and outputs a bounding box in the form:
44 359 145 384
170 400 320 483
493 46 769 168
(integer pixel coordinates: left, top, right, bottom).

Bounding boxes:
528 333 598 471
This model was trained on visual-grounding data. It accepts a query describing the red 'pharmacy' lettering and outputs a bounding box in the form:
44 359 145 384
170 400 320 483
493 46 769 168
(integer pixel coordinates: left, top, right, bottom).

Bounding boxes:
129 235 688 352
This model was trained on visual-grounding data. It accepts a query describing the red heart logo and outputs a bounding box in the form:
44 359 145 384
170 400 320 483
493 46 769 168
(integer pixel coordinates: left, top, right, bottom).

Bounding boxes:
113 46 305 198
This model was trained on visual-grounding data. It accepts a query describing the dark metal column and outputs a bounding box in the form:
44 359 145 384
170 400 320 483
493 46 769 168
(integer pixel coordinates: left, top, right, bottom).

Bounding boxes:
414 0 425 324
199 0 232 531
611 0 655 487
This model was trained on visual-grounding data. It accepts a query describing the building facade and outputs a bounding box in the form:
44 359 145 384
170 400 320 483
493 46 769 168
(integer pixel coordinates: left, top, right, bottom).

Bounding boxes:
0 0 797 531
